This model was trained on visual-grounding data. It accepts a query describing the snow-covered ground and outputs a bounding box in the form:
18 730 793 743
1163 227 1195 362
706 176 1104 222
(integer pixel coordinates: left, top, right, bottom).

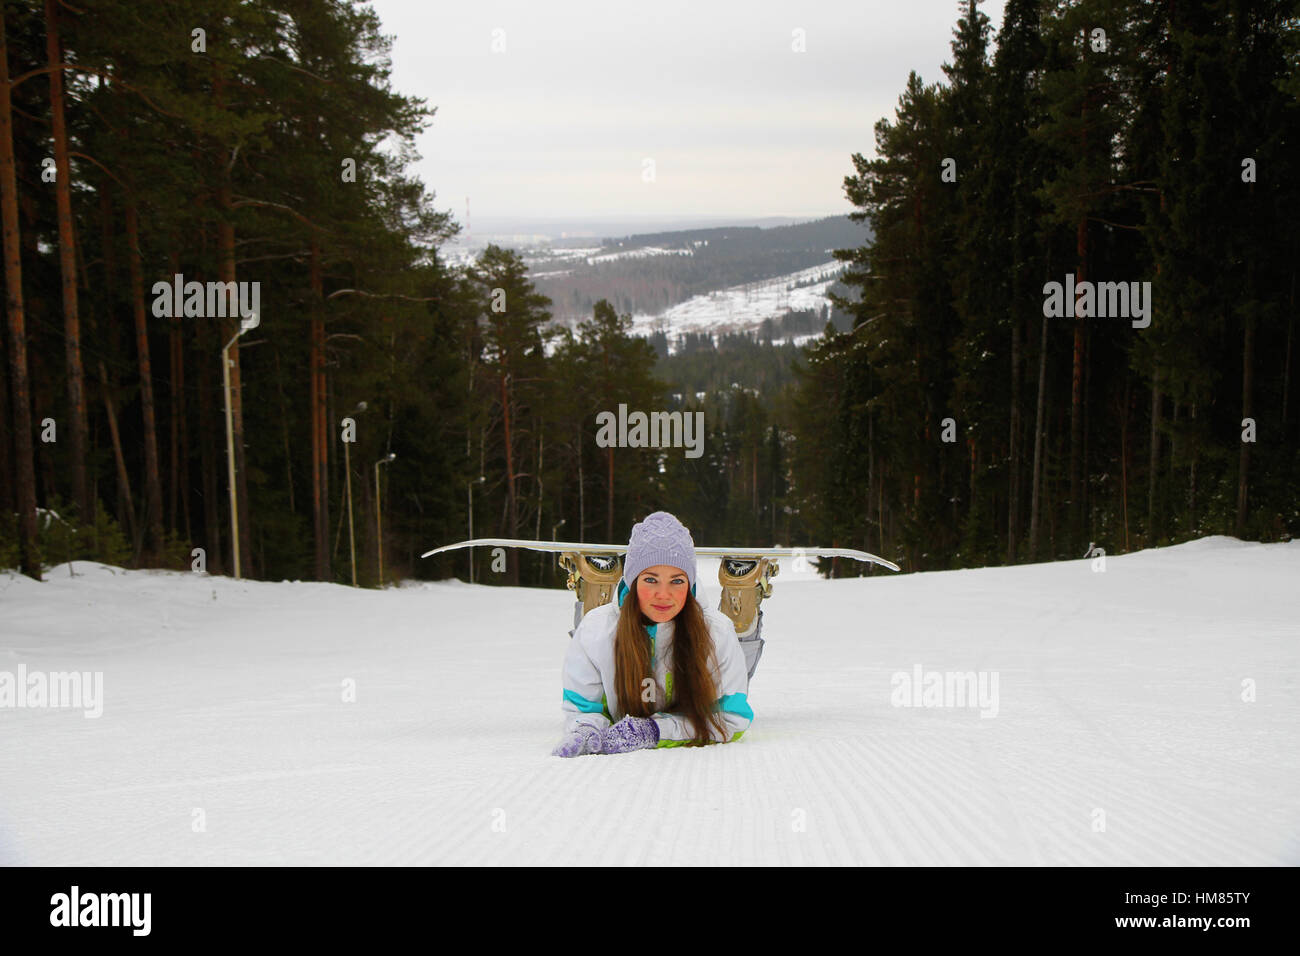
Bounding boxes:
1 536 1296 865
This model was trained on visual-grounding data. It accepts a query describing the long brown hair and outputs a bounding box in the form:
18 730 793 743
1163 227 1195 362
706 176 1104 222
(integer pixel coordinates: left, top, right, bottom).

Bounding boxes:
614 579 730 746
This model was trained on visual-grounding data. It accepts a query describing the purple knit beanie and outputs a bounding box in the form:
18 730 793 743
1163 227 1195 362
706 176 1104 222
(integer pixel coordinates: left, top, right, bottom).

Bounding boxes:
621 511 697 591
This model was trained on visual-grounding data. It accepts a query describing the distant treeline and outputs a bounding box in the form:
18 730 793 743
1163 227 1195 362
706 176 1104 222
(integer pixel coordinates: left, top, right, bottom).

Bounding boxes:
795 0 1300 571
656 332 804 399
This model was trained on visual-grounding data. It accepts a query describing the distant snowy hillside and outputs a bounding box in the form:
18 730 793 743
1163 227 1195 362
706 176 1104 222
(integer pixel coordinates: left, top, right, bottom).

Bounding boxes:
625 259 846 344
445 217 863 346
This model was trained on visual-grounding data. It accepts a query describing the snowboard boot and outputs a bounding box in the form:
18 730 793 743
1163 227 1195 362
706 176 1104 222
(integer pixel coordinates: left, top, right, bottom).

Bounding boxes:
561 551 624 635
718 557 773 682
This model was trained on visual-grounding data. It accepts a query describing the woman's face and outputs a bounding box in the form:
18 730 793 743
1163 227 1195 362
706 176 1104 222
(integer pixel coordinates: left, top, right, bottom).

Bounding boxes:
636 564 689 623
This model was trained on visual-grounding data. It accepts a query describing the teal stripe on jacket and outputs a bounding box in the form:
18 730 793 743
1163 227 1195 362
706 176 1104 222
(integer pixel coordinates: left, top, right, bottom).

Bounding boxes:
563 688 605 713
716 692 753 721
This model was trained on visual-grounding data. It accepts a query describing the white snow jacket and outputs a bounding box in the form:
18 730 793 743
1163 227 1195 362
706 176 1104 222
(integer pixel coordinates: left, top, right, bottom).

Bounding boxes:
560 583 753 746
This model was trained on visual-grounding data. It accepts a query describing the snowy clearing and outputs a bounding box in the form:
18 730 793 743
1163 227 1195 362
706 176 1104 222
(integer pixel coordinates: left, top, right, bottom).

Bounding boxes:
1 536 1297 865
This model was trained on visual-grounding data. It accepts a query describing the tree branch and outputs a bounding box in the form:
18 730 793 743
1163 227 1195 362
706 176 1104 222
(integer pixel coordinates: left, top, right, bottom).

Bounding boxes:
68 150 128 192
9 64 186 121
230 196 330 233
326 289 440 302
257 54 334 85
1090 216 1144 232
235 251 312 265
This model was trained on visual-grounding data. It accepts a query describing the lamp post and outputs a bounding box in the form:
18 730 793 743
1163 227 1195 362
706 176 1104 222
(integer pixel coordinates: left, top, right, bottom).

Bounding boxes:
467 474 485 583
221 313 259 579
343 400 367 587
552 518 566 541
374 452 396 586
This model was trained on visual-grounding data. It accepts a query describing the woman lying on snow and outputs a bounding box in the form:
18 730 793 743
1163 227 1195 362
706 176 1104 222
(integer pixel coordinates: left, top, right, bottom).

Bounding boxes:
553 511 758 757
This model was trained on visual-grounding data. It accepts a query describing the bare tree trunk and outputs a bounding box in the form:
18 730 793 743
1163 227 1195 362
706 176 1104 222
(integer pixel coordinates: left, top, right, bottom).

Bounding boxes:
1170 399 1180 480
167 248 190 541
878 471 885 562
970 436 978 514
1120 375 1130 552
1236 314 1254 536
167 250 179 533
32 336 58 508
1283 263 1294 439
606 445 614 542
100 177 116 299
1069 221 1087 556
97 360 137 547
1028 314 1048 559
125 203 164 560
868 410 875 555
534 433 544 582
178 317 191 541
0 320 12 514
501 367 518 584
1147 368 1161 542
310 236 329 580
1007 314 1022 562
764 429 774 541
577 425 584 544
197 315 224 575
45 0 90 523
0 16 40 578
273 346 295 513
1188 402 1198 532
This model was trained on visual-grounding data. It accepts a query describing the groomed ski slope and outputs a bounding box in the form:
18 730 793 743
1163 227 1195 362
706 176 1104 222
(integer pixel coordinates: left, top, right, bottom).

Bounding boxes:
2 536 1297 866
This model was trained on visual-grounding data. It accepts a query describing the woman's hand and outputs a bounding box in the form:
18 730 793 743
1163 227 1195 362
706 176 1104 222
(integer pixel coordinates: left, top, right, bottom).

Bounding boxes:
552 724 603 758
599 715 660 754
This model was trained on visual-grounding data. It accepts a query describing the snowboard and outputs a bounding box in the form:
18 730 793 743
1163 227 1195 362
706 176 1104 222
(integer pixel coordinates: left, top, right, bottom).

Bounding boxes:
423 537 899 630
422 538 901 572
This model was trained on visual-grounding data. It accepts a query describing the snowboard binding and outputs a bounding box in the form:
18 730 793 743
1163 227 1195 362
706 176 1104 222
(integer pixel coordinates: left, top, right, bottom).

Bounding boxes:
559 551 624 631
719 557 771 683
718 557 776 638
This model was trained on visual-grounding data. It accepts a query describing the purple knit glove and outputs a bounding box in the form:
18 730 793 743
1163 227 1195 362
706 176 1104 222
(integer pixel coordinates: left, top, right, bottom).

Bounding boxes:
599 715 660 754
552 724 603 758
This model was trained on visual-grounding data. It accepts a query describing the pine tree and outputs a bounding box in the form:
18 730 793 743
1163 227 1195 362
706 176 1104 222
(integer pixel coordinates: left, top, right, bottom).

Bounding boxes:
0 2 40 578
465 245 552 585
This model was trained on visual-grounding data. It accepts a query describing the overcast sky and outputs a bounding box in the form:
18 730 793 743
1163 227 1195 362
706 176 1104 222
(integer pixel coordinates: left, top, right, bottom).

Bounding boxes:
364 0 1005 228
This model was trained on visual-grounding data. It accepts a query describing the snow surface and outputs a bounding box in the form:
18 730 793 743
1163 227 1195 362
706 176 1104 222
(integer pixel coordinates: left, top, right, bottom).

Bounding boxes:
1 536 1297 865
